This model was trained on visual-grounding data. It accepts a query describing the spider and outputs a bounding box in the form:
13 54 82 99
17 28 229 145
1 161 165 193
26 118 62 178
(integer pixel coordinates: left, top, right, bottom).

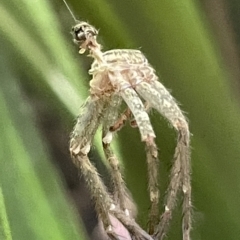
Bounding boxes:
66 6 192 240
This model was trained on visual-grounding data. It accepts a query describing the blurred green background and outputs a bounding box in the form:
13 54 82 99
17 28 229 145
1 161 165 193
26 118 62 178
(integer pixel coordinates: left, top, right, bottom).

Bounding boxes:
1 0 240 239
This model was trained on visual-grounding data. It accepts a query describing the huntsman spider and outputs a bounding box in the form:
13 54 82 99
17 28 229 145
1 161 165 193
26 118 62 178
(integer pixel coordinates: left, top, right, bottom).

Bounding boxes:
67 7 192 240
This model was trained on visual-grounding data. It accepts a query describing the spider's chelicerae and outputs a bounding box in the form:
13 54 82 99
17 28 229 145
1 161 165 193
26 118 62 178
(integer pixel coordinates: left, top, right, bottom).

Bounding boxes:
69 21 192 240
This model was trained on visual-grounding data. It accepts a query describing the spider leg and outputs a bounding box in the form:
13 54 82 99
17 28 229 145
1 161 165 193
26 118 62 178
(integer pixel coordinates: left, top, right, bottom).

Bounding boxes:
109 107 132 132
70 97 113 230
111 102 151 131
108 101 159 233
135 80 191 240
112 101 159 234
102 95 136 217
118 84 160 234
71 96 153 240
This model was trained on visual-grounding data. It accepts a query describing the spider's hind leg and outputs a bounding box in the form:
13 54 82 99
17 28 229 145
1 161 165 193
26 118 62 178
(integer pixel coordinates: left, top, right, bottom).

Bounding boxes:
135 80 192 240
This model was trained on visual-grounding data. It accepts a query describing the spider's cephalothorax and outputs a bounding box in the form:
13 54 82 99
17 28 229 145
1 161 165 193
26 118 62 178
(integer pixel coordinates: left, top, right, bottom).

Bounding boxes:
70 21 192 240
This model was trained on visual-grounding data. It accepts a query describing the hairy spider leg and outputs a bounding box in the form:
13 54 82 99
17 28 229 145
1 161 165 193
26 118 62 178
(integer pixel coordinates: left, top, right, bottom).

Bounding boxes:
110 101 152 133
135 80 191 240
70 97 113 229
109 74 160 234
149 80 191 240
102 95 136 217
108 102 159 235
145 135 160 235
109 108 132 132
70 97 154 240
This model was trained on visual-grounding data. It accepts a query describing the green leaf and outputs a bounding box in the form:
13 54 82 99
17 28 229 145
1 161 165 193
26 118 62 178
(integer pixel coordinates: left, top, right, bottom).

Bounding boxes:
0 59 87 240
0 187 12 240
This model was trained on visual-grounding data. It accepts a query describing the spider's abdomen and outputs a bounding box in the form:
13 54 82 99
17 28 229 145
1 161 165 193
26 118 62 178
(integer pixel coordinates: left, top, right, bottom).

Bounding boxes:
89 49 158 96
103 49 148 65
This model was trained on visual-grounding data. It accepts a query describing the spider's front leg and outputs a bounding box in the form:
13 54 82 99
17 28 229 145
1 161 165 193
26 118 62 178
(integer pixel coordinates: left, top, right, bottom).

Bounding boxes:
110 75 160 234
135 80 192 240
70 96 154 240
70 97 114 230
